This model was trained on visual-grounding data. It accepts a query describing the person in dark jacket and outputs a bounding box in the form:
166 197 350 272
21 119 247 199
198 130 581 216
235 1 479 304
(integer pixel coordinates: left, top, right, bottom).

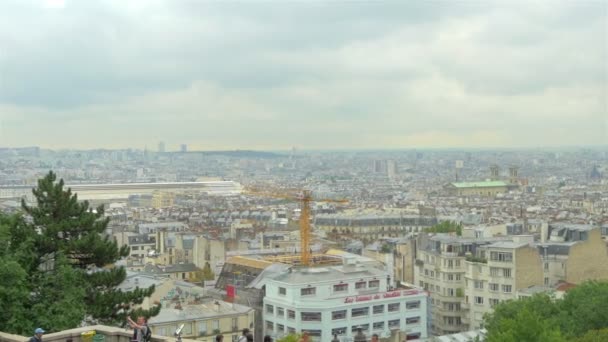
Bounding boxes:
215 335 223 342
263 336 272 342
29 328 45 342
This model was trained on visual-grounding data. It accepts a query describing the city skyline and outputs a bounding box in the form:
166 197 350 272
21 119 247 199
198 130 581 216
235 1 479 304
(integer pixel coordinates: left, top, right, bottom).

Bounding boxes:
0 0 606 150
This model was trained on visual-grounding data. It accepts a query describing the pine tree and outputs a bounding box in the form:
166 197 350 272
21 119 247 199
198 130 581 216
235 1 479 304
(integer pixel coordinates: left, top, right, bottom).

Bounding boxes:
20 171 160 326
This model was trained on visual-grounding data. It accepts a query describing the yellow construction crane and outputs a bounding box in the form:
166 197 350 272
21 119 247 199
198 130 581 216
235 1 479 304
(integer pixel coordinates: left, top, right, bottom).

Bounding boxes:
244 187 347 266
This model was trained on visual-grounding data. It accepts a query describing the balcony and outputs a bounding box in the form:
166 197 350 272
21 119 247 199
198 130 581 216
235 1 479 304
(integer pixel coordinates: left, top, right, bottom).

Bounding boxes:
0 325 197 342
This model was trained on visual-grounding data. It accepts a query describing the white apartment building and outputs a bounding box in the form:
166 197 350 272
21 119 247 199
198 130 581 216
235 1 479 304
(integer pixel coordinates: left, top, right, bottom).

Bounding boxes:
261 259 429 341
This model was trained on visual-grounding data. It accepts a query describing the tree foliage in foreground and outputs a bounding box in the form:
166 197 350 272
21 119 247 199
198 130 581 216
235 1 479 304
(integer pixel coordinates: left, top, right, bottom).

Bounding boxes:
484 281 608 341
0 171 160 334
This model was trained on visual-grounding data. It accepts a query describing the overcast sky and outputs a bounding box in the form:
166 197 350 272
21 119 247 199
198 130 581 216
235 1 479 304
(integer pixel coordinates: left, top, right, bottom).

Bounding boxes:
0 0 606 150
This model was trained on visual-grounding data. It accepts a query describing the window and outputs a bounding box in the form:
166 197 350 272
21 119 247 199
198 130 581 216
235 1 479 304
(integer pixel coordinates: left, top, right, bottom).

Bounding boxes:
544 277 549 286
351 307 369 318
278 287 286 295
331 327 347 336
265 304 274 314
373 322 385 330
301 287 316 296
197 321 207 337
213 320 219 330
474 281 484 289
490 252 513 262
544 262 549 270
455 274 461 281
455 260 461 267
388 319 400 329
287 327 295 334
489 283 499 292
490 267 500 277
277 307 284 317
406 317 420 325
355 281 367 289
265 321 274 331
475 296 484 305
301 312 321 322
287 310 295 320
232 318 238 330
302 330 321 338
489 298 499 307
502 285 512 293
333 284 348 292
388 303 400 312
276 324 284 333
373 305 384 314
503 268 512 278
351 324 369 332
447 288 455 297
406 333 421 340
406 301 421 309
332 310 347 320
369 280 380 288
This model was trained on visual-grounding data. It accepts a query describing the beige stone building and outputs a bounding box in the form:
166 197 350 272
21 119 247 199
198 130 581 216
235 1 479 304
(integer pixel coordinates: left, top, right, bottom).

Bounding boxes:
463 237 543 329
414 235 496 335
394 238 416 285
539 225 608 286
404 225 608 336
444 181 511 197
314 209 437 242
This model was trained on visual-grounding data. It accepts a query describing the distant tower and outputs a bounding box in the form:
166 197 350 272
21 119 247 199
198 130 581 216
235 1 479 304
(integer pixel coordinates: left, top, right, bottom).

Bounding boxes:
158 141 165 153
490 164 500 180
455 160 464 181
373 160 387 174
590 165 602 180
180 144 188 153
509 166 519 184
387 160 398 179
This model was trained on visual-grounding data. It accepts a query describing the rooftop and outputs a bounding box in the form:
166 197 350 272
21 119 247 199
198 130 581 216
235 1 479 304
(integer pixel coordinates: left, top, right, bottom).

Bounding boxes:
271 264 387 285
449 181 509 188
148 300 253 325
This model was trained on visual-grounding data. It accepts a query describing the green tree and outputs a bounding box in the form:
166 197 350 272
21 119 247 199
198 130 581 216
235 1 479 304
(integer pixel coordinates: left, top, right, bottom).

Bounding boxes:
558 281 608 337
276 334 301 342
0 256 30 334
575 329 608 342
484 281 608 341
425 221 462 236
202 262 215 281
486 307 566 342
0 171 161 332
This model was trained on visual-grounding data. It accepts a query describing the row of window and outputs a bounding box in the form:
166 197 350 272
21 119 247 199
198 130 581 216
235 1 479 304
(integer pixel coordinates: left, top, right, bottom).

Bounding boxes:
489 267 512 278
473 296 506 306
265 302 422 320
265 318 421 335
422 269 463 280
277 280 381 297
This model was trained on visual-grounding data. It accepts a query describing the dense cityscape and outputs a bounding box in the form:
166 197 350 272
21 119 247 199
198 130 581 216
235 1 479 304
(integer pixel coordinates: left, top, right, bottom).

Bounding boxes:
0 146 607 342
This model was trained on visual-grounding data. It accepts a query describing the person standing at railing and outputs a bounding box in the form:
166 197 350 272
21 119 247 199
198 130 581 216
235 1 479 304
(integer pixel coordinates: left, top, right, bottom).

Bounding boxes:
127 316 149 342
29 328 45 342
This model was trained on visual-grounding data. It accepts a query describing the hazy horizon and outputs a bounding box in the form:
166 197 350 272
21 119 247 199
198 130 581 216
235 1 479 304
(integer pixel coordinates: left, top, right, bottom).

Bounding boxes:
1 0 606 150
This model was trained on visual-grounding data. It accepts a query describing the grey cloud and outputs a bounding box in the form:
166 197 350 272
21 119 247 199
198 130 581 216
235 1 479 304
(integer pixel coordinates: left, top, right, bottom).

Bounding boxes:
0 0 606 149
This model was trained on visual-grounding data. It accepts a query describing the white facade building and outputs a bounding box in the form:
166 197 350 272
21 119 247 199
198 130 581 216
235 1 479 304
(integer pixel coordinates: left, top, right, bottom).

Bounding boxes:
262 260 429 341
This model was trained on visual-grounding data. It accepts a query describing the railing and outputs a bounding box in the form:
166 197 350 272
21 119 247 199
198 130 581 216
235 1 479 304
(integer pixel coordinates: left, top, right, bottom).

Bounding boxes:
0 326 199 342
